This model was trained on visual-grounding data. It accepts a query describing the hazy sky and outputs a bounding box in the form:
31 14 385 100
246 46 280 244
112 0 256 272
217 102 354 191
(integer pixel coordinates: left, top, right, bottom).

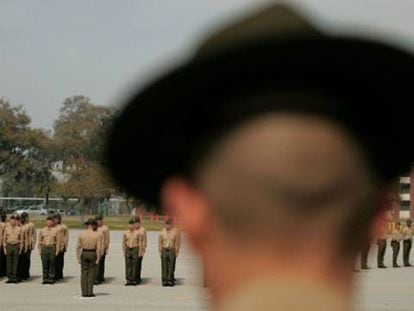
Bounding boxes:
1 0 414 129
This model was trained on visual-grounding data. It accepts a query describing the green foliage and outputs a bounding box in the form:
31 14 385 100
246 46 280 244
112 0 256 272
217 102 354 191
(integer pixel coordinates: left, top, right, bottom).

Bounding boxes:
0 99 53 197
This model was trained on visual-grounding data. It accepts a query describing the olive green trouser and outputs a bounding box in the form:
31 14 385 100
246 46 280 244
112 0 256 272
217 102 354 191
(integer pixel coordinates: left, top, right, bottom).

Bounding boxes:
135 255 143 283
391 240 400 266
80 251 97 296
161 249 176 284
41 245 56 281
125 247 138 283
6 244 19 281
403 239 412 266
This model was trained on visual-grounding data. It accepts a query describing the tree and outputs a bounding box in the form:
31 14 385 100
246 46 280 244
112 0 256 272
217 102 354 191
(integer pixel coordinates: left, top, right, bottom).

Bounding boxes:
0 98 53 198
50 95 116 216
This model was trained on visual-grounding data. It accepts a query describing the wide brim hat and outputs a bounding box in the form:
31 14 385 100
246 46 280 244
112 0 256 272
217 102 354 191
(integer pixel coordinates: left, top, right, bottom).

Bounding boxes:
105 4 414 205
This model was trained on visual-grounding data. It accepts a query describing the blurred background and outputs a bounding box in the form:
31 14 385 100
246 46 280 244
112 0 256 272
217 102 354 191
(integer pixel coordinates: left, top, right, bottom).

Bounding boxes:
0 0 413 225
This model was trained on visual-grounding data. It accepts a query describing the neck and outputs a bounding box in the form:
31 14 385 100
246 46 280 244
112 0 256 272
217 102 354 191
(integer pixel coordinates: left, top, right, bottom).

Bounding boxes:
204 247 353 310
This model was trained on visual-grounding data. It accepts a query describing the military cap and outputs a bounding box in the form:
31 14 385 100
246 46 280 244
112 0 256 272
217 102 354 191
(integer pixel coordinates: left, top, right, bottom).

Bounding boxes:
95 215 104 221
105 4 414 205
46 216 54 221
128 218 135 225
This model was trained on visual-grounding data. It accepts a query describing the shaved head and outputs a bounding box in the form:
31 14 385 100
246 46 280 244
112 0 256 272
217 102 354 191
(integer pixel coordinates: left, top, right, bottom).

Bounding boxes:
194 112 377 249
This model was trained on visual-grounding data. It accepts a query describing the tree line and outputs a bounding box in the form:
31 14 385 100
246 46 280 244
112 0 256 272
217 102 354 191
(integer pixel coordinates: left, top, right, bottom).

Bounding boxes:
0 95 118 213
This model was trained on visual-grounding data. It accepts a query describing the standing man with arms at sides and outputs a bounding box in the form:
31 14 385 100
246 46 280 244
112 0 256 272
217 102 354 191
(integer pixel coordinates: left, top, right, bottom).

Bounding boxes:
38 216 59 284
376 217 388 268
134 216 147 284
76 218 102 298
17 212 29 281
158 218 181 287
0 210 7 278
53 214 69 281
360 241 371 270
3 215 24 283
21 212 36 280
122 218 140 286
95 215 110 285
391 221 402 268
105 4 414 310
402 219 413 266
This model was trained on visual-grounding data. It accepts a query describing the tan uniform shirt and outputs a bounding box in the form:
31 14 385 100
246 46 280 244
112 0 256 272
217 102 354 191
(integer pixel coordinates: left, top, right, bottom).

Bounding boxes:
0 222 6 248
38 227 59 255
26 222 37 251
122 230 141 255
402 226 413 240
158 227 181 256
97 225 110 255
136 226 147 257
76 229 102 262
55 223 69 252
392 228 403 242
218 278 348 311
3 224 24 250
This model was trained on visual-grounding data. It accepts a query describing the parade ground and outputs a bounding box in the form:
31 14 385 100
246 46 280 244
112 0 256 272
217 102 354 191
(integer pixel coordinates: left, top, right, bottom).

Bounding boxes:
1 230 414 311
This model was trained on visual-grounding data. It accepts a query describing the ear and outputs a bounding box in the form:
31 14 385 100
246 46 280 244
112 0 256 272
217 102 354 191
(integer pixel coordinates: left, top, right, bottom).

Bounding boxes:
161 177 210 249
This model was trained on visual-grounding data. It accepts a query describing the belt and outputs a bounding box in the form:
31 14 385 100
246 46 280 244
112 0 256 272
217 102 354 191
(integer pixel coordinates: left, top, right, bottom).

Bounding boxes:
7 243 20 246
42 244 56 247
163 248 175 251
82 249 96 252
127 247 139 250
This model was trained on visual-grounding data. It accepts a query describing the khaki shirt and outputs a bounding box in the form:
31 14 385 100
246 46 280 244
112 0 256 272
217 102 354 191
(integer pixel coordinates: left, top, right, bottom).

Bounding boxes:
136 226 147 257
391 228 403 242
0 222 6 247
97 225 110 255
122 230 140 254
158 227 181 256
76 229 102 262
38 227 59 255
3 224 24 250
218 278 348 311
402 226 413 240
55 223 69 252
21 222 37 252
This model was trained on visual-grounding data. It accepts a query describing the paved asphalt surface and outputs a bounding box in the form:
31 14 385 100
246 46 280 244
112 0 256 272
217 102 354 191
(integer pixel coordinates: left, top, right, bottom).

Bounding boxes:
1 230 414 311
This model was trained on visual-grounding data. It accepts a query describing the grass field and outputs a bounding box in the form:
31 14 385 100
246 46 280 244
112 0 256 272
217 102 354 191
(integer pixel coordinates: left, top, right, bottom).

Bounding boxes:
30 215 165 231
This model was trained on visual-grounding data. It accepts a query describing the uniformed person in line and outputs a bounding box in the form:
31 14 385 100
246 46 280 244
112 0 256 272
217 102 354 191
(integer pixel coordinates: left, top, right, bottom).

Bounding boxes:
134 217 147 284
76 218 102 298
95 215 110 285
391 221 402 268
360 241 371 270
17 212 28 281
3 215 24 283
20 212 36 280
38 216 59 284
122 218 140 286
402 219 413 267
0 210 7 278
376 218 388 268
53 213 69 281
158 218 181 287
104 4 414 310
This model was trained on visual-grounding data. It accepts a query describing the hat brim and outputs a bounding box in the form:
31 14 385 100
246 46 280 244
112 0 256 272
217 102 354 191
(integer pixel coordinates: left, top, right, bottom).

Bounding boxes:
105 36 414 205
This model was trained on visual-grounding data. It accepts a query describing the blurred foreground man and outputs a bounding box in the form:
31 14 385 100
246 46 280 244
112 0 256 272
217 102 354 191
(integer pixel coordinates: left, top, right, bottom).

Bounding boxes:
53 214 69 281
76 218 102 298
158 218 181 287
38 216 59 284
95 215 110 284
3 215 24 283
105 4 414 311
